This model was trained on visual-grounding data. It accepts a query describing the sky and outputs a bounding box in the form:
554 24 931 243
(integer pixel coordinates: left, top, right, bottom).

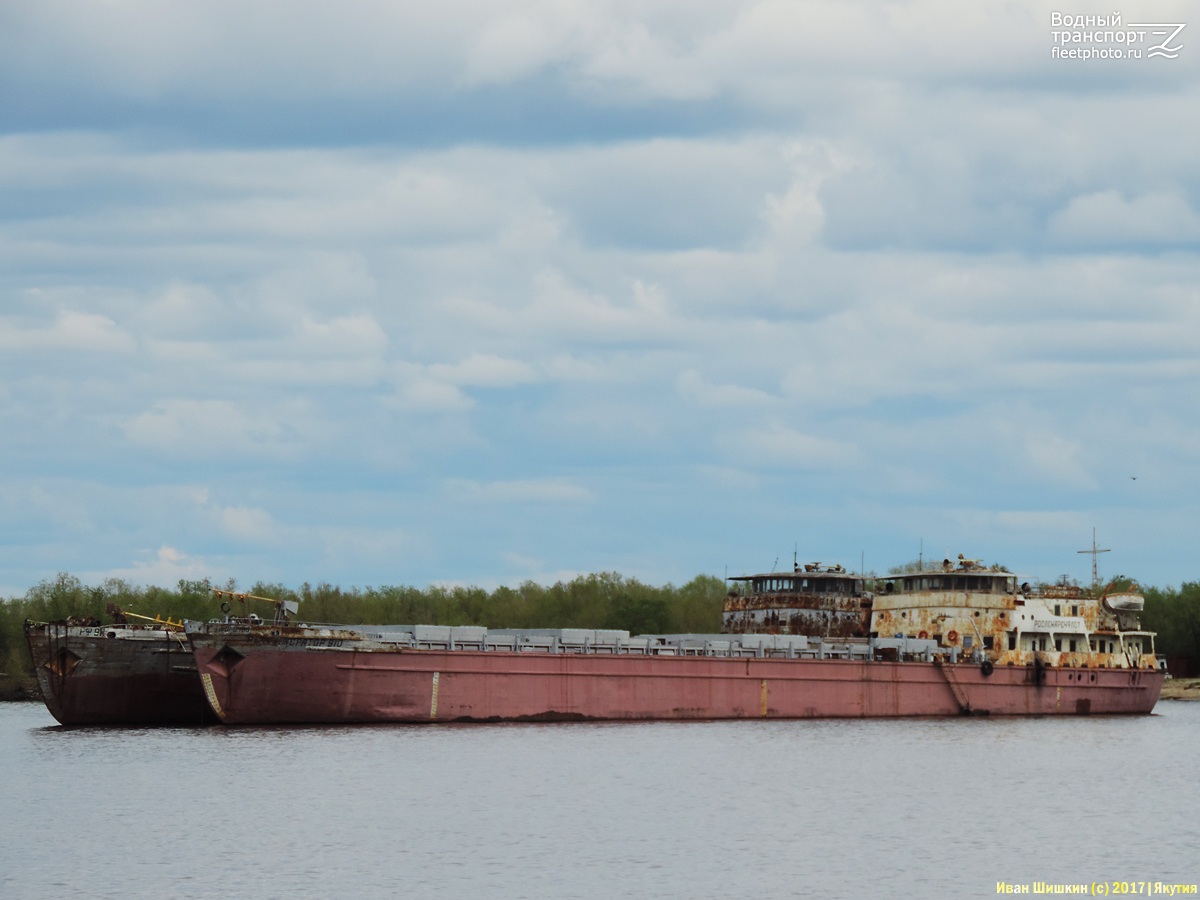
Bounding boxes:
1 1 1198 597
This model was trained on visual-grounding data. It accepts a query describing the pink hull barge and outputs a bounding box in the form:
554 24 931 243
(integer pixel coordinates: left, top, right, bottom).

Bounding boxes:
188 625 1161 725
187 553 1164 725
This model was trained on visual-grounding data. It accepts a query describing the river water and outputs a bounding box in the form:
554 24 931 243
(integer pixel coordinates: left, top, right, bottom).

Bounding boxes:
1 701 1196 899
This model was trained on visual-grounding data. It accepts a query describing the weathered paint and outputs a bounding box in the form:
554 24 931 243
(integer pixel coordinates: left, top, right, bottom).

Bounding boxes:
185 552 1164 726
871 558 1161 674
724 563 871 637
25 621 216 726
187 624 1163 725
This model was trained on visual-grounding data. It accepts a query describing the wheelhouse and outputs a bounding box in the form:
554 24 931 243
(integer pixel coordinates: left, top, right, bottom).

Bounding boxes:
732 571 866 595
882 572 1018 594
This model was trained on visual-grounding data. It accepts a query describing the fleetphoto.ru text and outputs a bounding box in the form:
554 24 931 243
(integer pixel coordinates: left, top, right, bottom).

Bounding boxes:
1050 12 1186 60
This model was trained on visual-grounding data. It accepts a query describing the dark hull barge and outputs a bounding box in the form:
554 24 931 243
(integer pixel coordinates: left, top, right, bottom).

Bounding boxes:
25 620 216 726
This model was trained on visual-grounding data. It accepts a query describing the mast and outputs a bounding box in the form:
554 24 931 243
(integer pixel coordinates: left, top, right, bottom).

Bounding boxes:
1077 527 1111 588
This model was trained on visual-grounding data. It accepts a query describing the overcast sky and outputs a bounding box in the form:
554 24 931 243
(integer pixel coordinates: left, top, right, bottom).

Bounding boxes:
1 1 1197 596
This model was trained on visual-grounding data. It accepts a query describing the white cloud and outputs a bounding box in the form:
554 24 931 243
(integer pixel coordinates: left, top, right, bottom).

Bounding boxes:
517 272 680 344
1 1 1199 594
387 378 475 413
0 310 136 353
308 526 416 567
446 478 596 504
461 3 598 86
428 354 539 388
133 283 226 338
88 545 213 587
540 354 619 383
722 422 860 469
676 369 774 407
218 505 278 543
1022 434 1097 490
1047 190 1200 249
122 399 312 456
297 313 388 356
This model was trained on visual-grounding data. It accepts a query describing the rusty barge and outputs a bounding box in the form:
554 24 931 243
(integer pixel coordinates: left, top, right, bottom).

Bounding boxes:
186 555 1163 724
25 615 216 726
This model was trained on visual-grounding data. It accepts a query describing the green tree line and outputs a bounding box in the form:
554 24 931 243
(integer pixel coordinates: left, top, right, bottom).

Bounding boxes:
1143 583 1200 664
0 572 727 699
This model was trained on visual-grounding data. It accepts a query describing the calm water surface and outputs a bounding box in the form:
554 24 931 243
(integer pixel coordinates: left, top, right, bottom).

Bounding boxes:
1 701 1196 899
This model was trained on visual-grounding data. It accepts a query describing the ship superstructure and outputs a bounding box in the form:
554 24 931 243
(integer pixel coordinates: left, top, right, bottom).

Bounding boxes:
872 555 1158 672
723 562 871 637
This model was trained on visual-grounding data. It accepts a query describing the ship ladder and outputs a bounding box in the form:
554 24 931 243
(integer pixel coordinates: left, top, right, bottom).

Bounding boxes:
934 659 972 715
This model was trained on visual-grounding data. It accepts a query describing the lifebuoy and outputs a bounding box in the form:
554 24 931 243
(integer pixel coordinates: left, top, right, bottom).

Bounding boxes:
981 660 994 676
947 630 959 644
918 630 929 640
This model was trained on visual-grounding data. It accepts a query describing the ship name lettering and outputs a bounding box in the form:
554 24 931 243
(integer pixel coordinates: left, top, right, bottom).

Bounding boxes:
281 638 343 648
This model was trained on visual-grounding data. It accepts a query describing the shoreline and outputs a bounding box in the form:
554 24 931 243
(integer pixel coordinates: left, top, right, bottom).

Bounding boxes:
1159 677 1200 700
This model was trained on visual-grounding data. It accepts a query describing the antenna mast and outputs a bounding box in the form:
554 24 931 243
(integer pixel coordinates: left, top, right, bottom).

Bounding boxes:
1077 527 1111 588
